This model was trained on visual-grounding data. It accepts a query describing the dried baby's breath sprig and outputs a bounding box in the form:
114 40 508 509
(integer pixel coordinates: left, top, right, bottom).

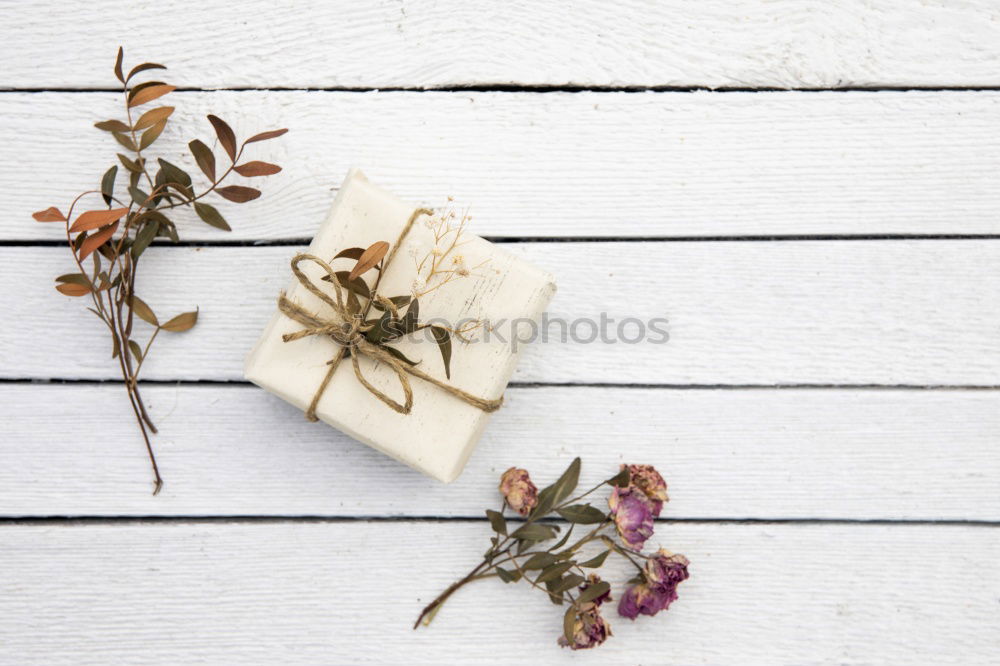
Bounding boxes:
414 459 691 650
32 48 287 494
411 207 489 299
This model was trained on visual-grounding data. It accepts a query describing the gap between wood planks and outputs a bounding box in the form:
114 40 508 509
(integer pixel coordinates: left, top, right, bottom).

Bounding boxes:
1 516 997 527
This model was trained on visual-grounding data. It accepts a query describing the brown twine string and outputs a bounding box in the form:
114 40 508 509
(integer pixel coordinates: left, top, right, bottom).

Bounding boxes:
277 207 504 421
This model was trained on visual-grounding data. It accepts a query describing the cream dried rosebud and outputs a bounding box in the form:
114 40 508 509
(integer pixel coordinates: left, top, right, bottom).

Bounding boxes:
623 464 669 516
499 467 538 516
558 604 612 650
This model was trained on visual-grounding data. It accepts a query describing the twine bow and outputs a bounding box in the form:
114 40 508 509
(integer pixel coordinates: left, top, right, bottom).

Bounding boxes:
277 208 503 421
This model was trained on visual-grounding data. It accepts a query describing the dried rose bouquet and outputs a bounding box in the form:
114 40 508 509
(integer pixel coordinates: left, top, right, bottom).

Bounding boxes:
415 458 690 649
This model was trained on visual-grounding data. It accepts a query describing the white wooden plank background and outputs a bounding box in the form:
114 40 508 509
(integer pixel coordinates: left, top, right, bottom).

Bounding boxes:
4 0 1000 89
2 1 999 663
7 90 1000 239
1 522 997 665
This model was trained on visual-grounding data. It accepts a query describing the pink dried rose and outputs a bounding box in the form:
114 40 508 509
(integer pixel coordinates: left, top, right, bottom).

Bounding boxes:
608 487 655 551
623 464 669 516
618 550 690 620
499 467 538 516
558 604 612 650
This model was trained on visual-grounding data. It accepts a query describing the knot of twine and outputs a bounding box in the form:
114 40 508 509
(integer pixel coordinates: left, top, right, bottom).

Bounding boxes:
277 208 503 421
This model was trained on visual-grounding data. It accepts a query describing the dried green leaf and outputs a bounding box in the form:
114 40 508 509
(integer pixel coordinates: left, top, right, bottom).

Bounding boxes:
193 202 231 231
161 309 198 332
128 185 149 207
216 185 261 203
126 62 166 81
496 567 517 584
233 160 282 177
114 47 124 83
113 131 137 152
157 158 192 188
532 457 582 518
78 222 118 261
188 139 216 182
535 561 575 583
486 509 507 536
111 333 120 359
545 577 565 605
69 208 128 233
328 271 370 299
563 607 577 644
134 105 173 131
207 114 237 161
577 580 611 605
130 295 158 326
522 552 558 570
244 128 288 144
131 220 159 259
430 326 452 379
578 550 611 569
349 241 390 281
128 83 175 108
556 504 607 525
95 119 131 133
606 467 630 488
32 207 65 222
117 153 142 173
127 339 143 363
100 165 118 207
401 298 420 333
511 523 557 542
383 345 419 366
553 573 586 594
139 118 167 150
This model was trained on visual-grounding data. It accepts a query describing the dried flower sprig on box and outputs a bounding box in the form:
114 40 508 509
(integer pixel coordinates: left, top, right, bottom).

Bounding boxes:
32 48 287 494
414 459 690 650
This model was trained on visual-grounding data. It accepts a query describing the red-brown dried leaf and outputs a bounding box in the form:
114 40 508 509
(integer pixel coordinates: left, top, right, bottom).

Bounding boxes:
233 161 282 177
128 84 176 108
69 208 128 233
244 128 288 144
56 283 91 297
33 207 66 222
349 241 390 281
207 115 237 161
78 222 118 260
216 185 261 203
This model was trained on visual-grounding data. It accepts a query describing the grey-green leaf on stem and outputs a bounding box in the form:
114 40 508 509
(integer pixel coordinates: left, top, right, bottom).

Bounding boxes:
563 607 577 644
127 339 143 363
522 552 558 570
485 509 507 536
535 561 575 583
496 567 517 584
117 153 142 173
401 298 420 333
157 158 192 188
511 523 557 542
576 580 610 604
161 309 198 332
188 139 216 181
131 220 159 259
130 295 158 326
383 345 419 366
128 185 149 207
100 165 118 207
556 504 607 525
532 457 582 518
194 202 231 231
207 114 237 161
553 573 585 594
216 185 261 203
578 550 611 569
545 577 565 605
327 271 371 299
95 119 131 133
430 326 452 379
606 467 630 488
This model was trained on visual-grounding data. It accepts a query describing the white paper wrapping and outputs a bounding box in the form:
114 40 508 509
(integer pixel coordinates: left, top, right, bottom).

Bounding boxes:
245 170 556 482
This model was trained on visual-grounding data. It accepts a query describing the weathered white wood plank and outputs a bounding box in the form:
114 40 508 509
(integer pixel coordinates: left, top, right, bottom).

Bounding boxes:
4 1 1000 89
3 242 999 384
1 522 996 664
1 384 998 519
8 90 1000 239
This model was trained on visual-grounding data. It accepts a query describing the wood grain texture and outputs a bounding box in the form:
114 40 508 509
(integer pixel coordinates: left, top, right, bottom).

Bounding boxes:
8 90 1000 240
1 521 997 664
4 1 1000 89
2 384 998 519
3 242 1000 384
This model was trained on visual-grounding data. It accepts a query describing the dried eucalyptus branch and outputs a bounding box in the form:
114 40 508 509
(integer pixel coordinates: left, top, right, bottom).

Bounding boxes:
32 47 287 494
414 460 690 650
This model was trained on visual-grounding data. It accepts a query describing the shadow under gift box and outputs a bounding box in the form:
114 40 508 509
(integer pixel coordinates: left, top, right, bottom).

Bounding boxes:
244 170 557 482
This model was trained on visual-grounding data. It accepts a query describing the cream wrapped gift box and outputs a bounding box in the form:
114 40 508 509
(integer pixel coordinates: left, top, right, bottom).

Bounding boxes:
245 170 556 482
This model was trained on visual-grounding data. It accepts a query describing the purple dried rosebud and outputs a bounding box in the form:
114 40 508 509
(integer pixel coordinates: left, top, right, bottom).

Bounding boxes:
499 467 538 516
646 549 690 594
558 604 612 650
618 583 667 619
579 573 612 606
608 487 654 551
623 464 669 516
